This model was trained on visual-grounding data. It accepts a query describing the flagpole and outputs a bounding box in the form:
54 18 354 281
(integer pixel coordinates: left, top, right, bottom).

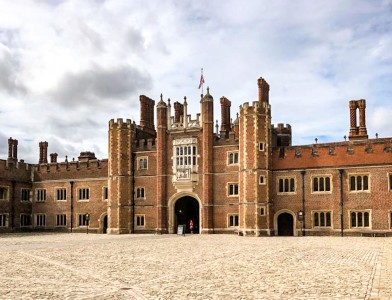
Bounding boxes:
201 68 204 95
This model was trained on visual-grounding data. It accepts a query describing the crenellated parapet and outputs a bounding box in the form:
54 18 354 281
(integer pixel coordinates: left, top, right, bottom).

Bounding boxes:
34 159 108 181
134 138 157 152
239 100 271 116
0 159 32 181
272 138 392 170
109 118 134 130
214 132 239 146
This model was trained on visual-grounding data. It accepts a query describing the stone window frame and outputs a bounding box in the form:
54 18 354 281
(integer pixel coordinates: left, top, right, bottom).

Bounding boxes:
227 182 239 197
78 213 89 227
258 142 265 152
35 213 46 227
0 186 9 201
77 187 90 201
136 214 145 227
55 187 67 201
260 206 266 216
136 187 145 199
138 157 148 170
312 210 333 228
228 214 239 227
311 175 333 194
21 188 31 202
36 188 47 202
348 173 370 193
56 214 67 227
277 176 296 195
102 187 108 201
227 151 239 166
259 175 266 185
349 210 371 229
0 214 8 227
20 214 32 227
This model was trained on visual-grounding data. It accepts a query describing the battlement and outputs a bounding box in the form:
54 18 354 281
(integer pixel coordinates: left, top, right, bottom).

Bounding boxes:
272 123 292 134
134 138 157 152
34 159 108 181
0 159 33 181
109 118 134 129
214 131 239 146
272 138 392 170
239 101 270 115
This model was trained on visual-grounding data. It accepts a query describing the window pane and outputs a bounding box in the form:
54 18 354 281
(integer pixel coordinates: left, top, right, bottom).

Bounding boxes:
279 179 283 193
351 212 356 227
358 212 363 227
320 213 325 226
357 176 362 190
313 178 318 192
326 212 331 227
290 178 295 192
350 176 356 191
364 212 369 227
320 178 324 191
363 176 369 190
314 213 319 227
326 177 331 191
284 179 289 192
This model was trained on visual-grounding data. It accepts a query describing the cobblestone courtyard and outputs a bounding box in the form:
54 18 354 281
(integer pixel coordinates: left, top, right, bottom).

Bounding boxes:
0 233 391 299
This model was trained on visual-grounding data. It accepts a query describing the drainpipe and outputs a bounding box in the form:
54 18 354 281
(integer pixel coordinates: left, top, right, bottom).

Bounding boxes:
70 181 74 233
339 169 344 237
301 170 306 236
131 153 136 233
11 180 16 232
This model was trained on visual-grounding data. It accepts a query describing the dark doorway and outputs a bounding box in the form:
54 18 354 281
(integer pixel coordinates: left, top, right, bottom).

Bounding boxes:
103 215 108 234
277 213 294 236
174 196 199 234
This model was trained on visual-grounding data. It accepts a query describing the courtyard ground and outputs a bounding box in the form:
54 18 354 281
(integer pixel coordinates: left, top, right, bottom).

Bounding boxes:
0 233 391 299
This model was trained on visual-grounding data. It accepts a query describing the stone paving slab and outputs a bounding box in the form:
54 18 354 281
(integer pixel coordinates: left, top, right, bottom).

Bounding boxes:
0 233 391 299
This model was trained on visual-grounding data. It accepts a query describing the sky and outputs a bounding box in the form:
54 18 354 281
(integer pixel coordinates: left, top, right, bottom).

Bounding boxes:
0 0 391 164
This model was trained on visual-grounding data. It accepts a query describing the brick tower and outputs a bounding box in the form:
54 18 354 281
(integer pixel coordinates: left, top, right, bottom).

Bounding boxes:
201 87 214 233
107 118 136 234
239 77 273 236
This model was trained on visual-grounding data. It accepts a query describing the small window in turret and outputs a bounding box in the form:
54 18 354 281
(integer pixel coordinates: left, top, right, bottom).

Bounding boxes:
259 176 266 185
138 157 148 170
259 143 265 151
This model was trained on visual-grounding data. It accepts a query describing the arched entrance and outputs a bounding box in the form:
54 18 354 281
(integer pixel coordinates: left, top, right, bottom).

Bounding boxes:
174 196 200 234
103 215 108 234
277 213 294 236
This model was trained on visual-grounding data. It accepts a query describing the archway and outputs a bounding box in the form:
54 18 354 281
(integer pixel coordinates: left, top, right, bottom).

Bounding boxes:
174 196 200 234
277 213 294 236
103 215 108 234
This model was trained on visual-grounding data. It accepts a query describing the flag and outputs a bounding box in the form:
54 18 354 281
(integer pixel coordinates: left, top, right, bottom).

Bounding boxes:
198 74 205 89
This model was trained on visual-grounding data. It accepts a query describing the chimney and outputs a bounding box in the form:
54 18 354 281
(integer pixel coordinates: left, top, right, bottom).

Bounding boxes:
174 101 184 123
349 100 368 141
50 153 58 163
7 137 17 162
139 95 156 135
39 141 48 164
220 97 231 138
257 77 270 104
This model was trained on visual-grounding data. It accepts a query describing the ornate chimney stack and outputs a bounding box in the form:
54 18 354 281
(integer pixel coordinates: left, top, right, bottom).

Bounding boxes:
50 153 58 163
220 96 231 138
257 77 270 104
7 138 18 162
139 95 156 136
173 101 184 123
349 100 368 140
39 141 48 164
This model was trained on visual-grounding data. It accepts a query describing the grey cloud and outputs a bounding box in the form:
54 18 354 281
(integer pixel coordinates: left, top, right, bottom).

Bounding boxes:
0 45 27 95
50 64 152 106
125 28 145 53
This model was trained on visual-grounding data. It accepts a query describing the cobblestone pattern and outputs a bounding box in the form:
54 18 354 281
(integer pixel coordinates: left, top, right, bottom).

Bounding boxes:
0 234 391 299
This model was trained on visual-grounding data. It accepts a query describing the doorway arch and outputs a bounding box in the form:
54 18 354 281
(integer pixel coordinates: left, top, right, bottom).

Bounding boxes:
275 210 296 236
168 192 201 234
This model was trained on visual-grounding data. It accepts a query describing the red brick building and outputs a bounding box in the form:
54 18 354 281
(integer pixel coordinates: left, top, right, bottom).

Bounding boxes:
1 77 391 236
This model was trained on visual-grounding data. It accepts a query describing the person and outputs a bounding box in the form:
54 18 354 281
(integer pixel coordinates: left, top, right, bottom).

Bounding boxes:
189 219 194 234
